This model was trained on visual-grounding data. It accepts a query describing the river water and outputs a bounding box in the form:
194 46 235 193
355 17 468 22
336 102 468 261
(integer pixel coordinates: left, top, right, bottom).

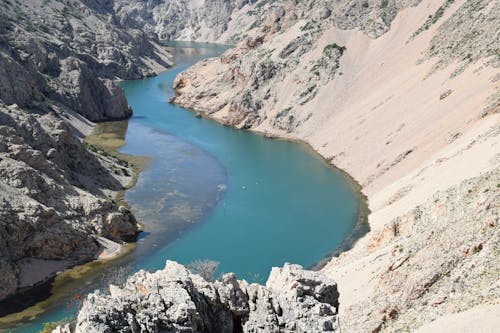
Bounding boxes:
3 43 363 332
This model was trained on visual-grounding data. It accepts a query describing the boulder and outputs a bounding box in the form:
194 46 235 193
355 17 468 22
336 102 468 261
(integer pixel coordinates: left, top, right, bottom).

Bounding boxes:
104 210 138 241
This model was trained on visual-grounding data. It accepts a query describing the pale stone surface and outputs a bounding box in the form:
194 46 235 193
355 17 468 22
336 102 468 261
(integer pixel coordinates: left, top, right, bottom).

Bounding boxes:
75 261 340 333
114 0 254 43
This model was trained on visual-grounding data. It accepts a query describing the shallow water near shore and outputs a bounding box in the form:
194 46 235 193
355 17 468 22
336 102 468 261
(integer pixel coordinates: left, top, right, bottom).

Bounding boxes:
2 43 363 332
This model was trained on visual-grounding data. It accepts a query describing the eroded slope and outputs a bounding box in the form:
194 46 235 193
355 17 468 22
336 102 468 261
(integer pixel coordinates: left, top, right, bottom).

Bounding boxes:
170 0 499 331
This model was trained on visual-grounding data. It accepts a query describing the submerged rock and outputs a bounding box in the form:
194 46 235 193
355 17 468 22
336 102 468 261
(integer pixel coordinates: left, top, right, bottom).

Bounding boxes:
75 261 340 333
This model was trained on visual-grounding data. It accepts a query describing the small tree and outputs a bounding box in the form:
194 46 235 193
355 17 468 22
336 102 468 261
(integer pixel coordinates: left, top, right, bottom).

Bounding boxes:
186 260 220 281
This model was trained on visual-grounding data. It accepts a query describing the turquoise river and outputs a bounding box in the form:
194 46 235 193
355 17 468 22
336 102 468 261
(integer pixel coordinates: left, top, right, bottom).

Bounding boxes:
4 43 365 332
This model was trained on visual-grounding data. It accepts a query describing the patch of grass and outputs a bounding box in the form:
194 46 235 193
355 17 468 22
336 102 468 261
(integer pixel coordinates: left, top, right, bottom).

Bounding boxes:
24 21 35 31
277 106 292 117
40 322 59 333
380 0 389 8
39 319 75 333
84 121 150 207
310 63 321 76
249 20 259 30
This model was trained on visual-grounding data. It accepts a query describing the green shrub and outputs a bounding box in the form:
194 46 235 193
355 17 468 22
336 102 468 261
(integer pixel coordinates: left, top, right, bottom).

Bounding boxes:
323 43 347 56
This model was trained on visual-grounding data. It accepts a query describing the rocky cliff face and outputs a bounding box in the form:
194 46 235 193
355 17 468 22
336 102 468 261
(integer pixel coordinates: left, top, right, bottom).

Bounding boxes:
326 166 499 332
75 261 340 333
170 0 499 331
0 104 138 300
0 0 171 121
172 0 425 131
114 0 256 43
0 0 171 304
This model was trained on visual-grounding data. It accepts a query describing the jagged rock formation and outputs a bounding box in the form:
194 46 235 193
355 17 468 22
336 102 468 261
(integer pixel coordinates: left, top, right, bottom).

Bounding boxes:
0 0 171 303
169 0 500 331
75 261 340 332
0 0 171 121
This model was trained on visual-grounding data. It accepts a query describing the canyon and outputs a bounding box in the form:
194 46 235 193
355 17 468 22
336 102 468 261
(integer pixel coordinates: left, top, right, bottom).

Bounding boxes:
0 0 498 332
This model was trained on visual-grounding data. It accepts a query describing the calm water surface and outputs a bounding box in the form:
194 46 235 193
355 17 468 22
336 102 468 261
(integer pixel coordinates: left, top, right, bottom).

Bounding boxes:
6 43 361 332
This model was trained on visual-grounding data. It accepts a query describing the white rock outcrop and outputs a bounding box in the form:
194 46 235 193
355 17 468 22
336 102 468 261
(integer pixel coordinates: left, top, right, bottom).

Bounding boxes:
75 261 340 333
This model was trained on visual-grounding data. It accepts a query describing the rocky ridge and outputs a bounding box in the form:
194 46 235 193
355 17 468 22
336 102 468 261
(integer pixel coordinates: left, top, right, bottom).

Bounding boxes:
0 0 171 304
75 261 340 333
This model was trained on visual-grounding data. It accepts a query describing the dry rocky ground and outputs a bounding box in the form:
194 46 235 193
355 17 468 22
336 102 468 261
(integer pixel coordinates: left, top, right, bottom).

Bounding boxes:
75 261 341 332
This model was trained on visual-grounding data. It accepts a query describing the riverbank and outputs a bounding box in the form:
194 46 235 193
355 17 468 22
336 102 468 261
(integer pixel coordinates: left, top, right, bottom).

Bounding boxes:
84 120 152 209
0 244 135 330
0 119 149 330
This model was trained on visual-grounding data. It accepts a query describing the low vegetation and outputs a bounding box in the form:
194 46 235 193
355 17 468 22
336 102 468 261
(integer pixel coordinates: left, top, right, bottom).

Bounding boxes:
412 0 455 38
186 260 220 281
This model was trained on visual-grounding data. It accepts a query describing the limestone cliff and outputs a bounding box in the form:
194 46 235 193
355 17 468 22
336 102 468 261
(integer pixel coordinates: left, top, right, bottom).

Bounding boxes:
0 0 170 304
